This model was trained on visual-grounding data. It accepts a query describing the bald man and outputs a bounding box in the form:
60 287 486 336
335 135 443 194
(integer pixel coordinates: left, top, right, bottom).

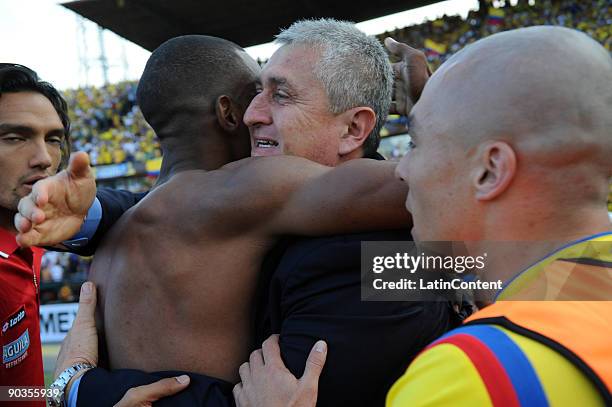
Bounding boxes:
386 25 612 406
234 26 612 406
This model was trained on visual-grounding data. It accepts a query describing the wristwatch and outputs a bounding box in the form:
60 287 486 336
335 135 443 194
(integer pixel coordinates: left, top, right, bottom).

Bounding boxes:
48 362 94 407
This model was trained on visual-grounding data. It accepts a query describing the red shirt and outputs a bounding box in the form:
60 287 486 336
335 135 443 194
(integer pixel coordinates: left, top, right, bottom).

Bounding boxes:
0 227 45 406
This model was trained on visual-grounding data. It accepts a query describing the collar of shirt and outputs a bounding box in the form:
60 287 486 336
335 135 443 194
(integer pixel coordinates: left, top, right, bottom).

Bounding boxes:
0 226 20 258
0 227 43 261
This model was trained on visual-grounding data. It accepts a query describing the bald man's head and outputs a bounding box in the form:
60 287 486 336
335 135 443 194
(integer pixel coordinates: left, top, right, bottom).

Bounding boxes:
398 26 612 241
422 26 611 159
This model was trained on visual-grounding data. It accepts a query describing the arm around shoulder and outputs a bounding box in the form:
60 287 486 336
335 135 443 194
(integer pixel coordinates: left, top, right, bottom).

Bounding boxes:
201 156 411 238
267 158 411 236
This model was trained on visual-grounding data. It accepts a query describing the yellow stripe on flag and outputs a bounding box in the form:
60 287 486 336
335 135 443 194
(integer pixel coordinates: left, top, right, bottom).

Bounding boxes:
488 7 505 18
424 39 447 54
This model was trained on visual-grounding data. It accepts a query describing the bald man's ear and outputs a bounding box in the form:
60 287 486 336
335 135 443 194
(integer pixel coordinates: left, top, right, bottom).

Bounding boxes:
215 95 241 133
473 141 517 201
339 107 377 156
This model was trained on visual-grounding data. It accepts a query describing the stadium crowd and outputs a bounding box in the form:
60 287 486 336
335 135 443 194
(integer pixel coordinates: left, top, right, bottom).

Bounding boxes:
56 0 612 174
40 0 612 305
63 82 159 166
378 0 612 69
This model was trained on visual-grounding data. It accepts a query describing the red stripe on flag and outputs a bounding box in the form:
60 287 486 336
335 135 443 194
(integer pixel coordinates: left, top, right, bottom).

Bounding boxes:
427 334 521 407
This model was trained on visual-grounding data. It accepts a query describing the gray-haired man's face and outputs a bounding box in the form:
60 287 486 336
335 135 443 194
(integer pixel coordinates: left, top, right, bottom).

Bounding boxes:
243 44 348 167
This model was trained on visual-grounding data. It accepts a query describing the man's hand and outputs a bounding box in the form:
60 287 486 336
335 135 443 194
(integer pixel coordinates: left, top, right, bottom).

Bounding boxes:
233 335 327 407
15 151 96 247
55 281 98 378
114 375 191 407
385 37 431 116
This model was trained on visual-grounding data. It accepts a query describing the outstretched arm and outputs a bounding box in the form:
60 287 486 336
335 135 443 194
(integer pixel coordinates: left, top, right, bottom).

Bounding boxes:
15 152 96 248
15 152 146 253
77 188 147 256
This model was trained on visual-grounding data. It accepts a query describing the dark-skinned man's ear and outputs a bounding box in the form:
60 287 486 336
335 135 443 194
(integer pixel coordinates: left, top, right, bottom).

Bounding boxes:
215 95 240 132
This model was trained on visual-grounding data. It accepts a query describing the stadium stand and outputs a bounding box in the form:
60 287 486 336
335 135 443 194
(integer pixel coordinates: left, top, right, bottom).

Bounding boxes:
65 81 160 166
376 0 612 70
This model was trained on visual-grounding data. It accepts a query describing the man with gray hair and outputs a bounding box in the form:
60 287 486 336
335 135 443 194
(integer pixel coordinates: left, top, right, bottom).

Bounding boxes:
247 18 393 163
245 18 455 407
17 20 453 407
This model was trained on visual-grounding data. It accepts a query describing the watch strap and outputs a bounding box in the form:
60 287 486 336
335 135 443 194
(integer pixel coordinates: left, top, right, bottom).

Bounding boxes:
48 362 94 407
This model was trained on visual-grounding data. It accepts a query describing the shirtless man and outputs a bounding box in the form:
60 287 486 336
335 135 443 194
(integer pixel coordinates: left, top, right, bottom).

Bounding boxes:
17 32 411 405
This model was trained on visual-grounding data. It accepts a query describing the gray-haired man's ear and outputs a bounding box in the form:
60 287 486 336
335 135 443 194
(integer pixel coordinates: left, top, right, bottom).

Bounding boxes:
339 107 377 157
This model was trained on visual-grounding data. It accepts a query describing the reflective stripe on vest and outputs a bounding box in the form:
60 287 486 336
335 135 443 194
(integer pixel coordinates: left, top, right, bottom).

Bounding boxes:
429 325 548 407
469 232 612 404
466 304 612 405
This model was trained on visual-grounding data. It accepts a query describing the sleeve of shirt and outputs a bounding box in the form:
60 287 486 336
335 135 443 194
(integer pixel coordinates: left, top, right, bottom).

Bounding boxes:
61 197 102 251
385 343 493 407
67 374 82 407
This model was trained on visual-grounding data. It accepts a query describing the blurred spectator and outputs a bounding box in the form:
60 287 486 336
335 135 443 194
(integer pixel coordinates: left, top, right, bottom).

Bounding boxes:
58 284 75 302
40 252 92 303
49 261 64 282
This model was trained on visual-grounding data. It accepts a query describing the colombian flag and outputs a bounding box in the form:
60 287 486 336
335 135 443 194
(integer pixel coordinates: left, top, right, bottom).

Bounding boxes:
145 157 162 177
424 39 447 57
487 7 505 25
